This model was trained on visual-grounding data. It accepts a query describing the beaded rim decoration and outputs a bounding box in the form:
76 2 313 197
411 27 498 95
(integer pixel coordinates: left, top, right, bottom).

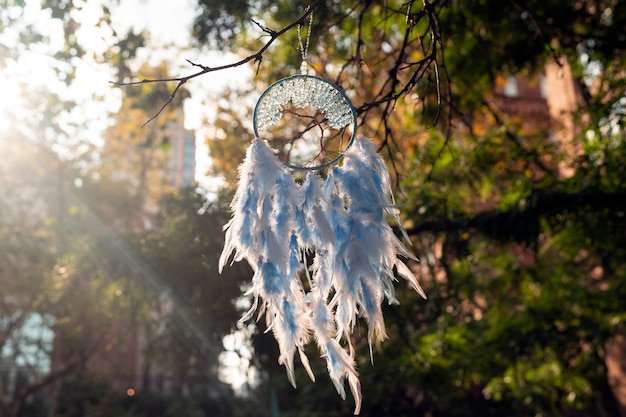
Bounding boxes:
253 74 357 171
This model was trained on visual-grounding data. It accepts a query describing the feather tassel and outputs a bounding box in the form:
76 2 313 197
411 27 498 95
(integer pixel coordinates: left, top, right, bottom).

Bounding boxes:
219 137 425 415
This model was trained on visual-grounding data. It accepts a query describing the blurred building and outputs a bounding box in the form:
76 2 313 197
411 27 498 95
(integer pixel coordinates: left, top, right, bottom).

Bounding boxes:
490 59 585 178
492 73 550 132
103 104 197 228
164 110 196 190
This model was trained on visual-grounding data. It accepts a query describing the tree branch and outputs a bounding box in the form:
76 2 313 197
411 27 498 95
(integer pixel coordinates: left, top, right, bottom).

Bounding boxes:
405 189 626 242
509 0 563 68
357 0 448 121
110 0 322 126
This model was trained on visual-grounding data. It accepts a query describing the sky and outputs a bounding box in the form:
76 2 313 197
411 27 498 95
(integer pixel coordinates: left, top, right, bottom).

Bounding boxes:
115 0 197 47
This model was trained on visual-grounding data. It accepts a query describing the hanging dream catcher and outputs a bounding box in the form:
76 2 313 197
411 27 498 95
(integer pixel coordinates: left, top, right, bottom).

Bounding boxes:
219 11 425 415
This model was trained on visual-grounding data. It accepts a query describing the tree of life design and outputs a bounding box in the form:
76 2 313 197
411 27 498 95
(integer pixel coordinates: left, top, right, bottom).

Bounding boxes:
253 75 357 170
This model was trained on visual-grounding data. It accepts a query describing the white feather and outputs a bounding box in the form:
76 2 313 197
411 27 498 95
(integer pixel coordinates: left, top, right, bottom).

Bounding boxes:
395 260 427 299
219 137 426 415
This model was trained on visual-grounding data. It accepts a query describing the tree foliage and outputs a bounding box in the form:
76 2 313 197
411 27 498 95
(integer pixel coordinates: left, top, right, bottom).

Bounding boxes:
190 1 626 416
1 2 253 416
2 0 626 416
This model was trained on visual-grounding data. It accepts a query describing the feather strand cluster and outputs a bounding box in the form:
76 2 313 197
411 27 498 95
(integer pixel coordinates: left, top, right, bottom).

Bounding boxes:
219 137 425 415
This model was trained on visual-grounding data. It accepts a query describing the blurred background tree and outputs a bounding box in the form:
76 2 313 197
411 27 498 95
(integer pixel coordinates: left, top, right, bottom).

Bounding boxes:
194 1 626 416
1 1 252 416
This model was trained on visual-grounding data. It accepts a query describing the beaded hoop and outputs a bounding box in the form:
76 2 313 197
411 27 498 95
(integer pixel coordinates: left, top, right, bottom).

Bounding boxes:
253 74 357 170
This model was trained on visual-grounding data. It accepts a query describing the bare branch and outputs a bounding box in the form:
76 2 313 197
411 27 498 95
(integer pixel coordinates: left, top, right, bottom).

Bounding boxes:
186 59 210 71
509 0 563 68
356 0 447 122
250 18 276 36
140 79 188 127
111 0 322 125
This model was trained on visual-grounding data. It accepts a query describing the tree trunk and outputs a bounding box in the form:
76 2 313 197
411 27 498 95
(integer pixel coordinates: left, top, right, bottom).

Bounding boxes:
606 334 626 417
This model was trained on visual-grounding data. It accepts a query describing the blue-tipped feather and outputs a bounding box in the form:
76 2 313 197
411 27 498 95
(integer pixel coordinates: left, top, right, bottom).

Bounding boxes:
288 233 302 278
260 261 283 296
219 137 425 415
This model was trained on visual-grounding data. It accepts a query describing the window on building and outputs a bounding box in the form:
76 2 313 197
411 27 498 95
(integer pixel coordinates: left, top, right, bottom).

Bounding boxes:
503 76 519 97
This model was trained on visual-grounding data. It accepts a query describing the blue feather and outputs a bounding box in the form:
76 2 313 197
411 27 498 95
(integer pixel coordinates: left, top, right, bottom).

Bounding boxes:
281 299 297 337
220 137 424 415
261 261 283 296
294 208 310 245
288 233 301 277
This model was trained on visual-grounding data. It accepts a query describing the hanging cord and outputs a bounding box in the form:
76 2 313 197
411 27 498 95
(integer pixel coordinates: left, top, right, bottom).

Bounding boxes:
297 10 314 74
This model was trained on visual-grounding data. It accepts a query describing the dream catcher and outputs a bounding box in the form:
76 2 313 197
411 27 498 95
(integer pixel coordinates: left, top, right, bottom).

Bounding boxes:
219 11 425 414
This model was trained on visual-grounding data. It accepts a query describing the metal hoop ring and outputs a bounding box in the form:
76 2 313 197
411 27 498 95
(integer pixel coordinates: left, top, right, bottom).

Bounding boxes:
253 74 357 171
